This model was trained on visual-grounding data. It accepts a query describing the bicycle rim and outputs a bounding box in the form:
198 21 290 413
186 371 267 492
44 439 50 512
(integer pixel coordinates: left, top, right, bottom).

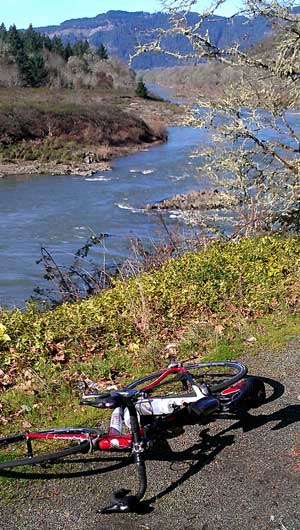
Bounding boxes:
182 361 247 393
127 361 247 395
0 428 92 470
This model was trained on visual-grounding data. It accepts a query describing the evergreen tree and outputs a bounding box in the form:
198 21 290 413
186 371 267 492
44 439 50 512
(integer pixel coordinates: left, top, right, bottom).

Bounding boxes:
97 43 108 60
51 35 64 56
7 25 48 87
7 25 29 82
42 35 52 51
0 23 7 41
23 24 43 54
7 24 23 55
135 77 148 98
23 53 48 87
73 39 90 56
63 42 73 61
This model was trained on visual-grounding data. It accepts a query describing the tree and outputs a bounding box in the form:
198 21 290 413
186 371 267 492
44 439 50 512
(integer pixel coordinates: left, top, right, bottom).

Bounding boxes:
51 35 64 56
7 24 23 55
64 42 73 61
23 53 48 87
42 35 52 52
73 39 90 57
0 23 7 41
135 77 148 98
6 24 48 87
133 0 300 235
23 24 43 54
97 42 108 60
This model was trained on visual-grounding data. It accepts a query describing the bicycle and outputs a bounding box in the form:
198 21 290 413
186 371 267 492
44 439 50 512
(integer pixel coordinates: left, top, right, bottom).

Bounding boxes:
0 360 266 513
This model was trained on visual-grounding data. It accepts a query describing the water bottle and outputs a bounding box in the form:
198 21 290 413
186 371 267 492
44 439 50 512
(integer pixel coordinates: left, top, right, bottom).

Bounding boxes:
109 406 124 435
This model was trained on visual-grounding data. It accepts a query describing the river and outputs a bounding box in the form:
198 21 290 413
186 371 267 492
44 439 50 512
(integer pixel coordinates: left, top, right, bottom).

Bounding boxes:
0 122 209 308
1 84 299 309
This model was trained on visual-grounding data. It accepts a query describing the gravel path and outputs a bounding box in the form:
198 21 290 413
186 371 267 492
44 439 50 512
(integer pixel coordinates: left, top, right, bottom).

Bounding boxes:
1 342 299 530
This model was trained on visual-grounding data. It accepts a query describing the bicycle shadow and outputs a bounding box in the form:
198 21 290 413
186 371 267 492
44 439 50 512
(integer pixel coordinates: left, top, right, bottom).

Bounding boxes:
136 376 300 513
0 454 132 481
140 428 235 513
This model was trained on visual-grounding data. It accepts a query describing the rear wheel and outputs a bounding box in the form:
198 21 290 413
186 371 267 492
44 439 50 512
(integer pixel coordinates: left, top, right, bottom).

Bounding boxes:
0 428 94 470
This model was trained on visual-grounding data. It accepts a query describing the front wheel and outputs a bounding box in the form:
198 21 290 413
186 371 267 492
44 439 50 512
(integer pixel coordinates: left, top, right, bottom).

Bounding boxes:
0 428 94 470
127 361 247 396
228 376 266 414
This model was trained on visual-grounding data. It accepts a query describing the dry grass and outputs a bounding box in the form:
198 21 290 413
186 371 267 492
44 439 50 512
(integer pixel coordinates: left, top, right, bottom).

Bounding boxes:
0 88 168 164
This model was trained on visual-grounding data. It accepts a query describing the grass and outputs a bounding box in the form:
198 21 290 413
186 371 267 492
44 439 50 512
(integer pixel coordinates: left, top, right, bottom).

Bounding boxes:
1 234 300 434
0 308 299 500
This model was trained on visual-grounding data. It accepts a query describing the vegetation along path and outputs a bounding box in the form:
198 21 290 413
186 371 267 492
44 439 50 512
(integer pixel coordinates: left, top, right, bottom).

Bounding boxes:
0 341 299 530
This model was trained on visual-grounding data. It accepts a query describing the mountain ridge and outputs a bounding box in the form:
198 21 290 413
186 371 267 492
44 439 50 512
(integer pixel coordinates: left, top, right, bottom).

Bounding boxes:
34 10 271 69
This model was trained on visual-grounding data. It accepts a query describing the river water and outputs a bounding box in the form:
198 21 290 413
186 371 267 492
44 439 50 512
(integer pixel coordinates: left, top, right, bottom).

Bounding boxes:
0 124 208 308
1 83 299 309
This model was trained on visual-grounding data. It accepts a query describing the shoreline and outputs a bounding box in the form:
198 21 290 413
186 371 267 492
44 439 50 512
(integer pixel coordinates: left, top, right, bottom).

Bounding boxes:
0 139 165 178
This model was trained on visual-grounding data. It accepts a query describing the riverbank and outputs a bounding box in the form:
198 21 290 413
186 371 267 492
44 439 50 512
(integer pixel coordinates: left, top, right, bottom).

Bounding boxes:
1 235 300 433
0 88 184 177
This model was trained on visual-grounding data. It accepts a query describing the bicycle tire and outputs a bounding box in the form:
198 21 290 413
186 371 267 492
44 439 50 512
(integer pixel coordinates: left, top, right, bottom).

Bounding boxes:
0 430 91 470
126 361 247 395
183 361 247 393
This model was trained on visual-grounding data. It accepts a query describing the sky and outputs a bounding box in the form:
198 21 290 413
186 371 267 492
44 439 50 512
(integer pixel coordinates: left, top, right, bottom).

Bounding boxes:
0 1 242 29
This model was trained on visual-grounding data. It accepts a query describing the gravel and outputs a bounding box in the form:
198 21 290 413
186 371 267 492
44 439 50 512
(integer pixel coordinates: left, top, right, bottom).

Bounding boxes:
1 342 299 530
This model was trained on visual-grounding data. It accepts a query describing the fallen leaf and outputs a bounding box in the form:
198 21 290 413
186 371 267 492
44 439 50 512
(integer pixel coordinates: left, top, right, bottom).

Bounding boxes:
215 324 225 335
245 336 257 343
52 351 66 363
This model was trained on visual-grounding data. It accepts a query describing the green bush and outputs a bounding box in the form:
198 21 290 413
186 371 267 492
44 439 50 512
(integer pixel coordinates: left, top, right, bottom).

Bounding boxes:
1 235 300 371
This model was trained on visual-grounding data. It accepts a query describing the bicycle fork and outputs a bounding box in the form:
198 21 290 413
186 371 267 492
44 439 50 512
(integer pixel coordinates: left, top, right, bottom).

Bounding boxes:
100 400 147 514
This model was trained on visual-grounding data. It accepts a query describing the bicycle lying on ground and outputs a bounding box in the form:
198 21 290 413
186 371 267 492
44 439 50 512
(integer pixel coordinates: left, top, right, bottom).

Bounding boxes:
0 360 266 513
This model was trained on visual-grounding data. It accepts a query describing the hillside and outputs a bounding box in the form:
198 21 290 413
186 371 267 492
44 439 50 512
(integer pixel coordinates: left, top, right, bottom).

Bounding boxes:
142 29 296 104
0 24 136 90
35 10 271 69
0 25 179 176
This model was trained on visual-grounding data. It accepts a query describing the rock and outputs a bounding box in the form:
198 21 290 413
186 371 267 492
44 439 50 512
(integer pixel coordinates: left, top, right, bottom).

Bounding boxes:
147 189 235 211
84 152 96 164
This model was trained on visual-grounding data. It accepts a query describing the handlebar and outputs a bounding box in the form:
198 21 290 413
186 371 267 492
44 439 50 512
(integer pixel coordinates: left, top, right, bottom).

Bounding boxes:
80 388 141 409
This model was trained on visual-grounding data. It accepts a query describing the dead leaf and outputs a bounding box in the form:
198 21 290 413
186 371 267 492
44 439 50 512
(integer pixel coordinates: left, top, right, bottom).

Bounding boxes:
245 336 257 343
215 324 225 335
52 351 66 363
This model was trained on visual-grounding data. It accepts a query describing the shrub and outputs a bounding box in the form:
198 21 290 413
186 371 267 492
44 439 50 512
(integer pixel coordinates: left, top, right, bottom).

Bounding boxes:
1 235 300 376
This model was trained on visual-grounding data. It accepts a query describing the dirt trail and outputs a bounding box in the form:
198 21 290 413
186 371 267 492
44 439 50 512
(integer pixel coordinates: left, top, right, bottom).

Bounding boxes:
1 342 299 530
